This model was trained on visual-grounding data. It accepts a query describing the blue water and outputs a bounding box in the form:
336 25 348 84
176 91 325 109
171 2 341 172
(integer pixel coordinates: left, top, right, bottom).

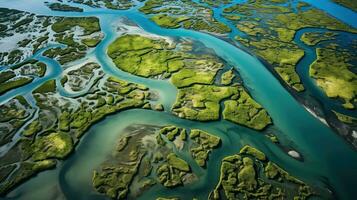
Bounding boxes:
302 0 357 28
0 0 356 199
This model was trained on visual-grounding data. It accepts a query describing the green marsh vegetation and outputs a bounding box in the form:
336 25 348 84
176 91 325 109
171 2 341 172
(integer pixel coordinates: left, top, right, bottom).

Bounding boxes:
332 111 357 124
67 0 135 10
0 63 154 195
300 32 337 46
47 3 83 12
0 59 47 95
44 17 102 64
0 8 102 67
60 62 103 92
0 8 52 66
93 124 221 199
210 145 319 200
139 0 231 34
224 0 357 92
309 44 357 109
108 34 272 130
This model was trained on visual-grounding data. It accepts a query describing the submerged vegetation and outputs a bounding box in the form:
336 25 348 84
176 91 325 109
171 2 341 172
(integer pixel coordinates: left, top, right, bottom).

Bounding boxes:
0 62 154 194
93 124 220 199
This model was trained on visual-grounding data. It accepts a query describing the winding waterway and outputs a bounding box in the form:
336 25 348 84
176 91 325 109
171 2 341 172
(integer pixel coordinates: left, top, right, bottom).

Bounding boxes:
1 0 357 199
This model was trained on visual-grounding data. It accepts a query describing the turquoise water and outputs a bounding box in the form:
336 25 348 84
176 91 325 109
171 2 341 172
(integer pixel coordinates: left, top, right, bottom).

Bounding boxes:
0 0 356 199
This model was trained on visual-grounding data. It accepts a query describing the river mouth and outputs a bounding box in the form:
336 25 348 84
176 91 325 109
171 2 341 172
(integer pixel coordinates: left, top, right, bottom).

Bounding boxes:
1 0 357 199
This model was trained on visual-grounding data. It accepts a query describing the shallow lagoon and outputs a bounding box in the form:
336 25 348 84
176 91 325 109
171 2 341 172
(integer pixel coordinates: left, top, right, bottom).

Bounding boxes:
0 0 357 199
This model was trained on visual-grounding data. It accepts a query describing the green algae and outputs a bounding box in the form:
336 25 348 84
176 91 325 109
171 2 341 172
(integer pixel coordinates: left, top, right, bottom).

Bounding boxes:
0 71 15 83
200 0 233 7
171 59 222 88
108 34 180 77
0 159 56 195
40 16 103 65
